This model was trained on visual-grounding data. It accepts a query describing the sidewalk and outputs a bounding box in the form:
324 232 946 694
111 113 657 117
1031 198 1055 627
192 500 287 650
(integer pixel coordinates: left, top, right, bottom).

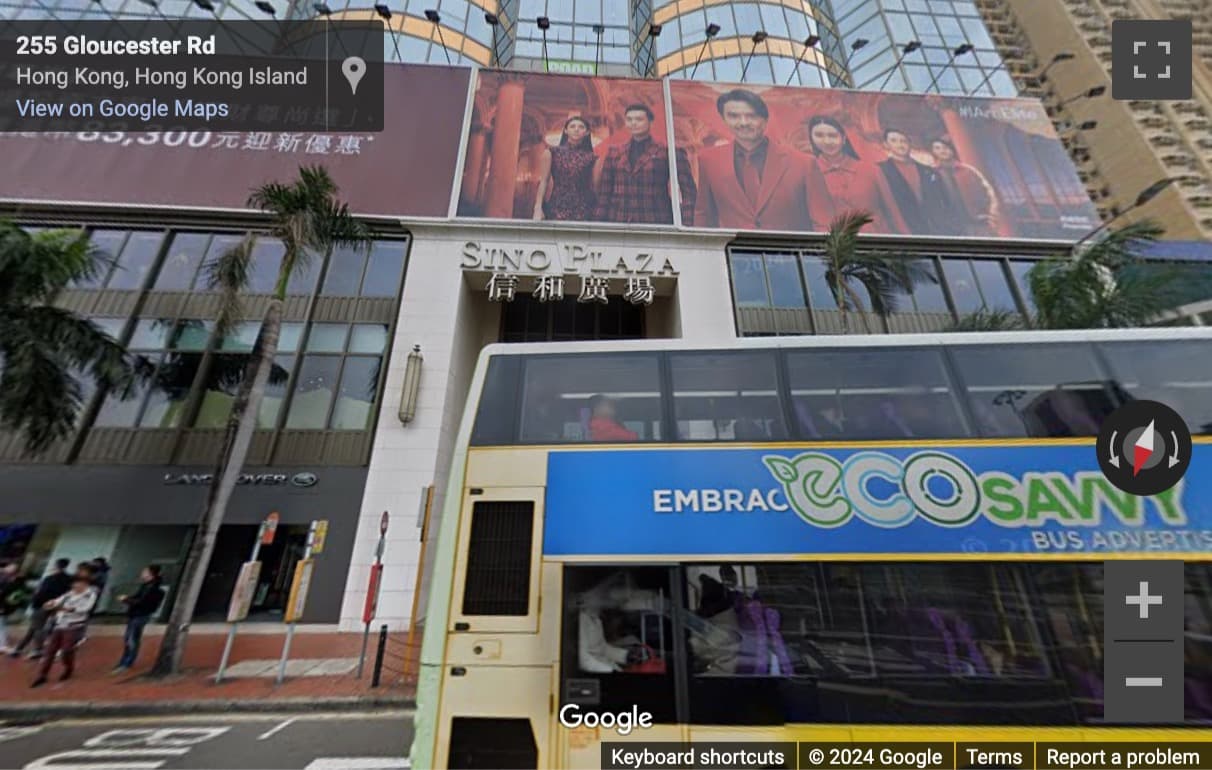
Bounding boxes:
0 622 416 718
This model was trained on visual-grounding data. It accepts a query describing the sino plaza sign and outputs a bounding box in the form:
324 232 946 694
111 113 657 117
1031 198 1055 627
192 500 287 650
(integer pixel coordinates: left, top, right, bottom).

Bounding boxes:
460 241 678 277
461 240 679 306
543 445 1212 556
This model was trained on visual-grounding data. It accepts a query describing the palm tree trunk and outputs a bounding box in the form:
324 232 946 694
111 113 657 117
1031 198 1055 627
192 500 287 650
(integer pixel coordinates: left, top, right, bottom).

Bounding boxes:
833 286 850 335
843 284 872 334
149 298 284 676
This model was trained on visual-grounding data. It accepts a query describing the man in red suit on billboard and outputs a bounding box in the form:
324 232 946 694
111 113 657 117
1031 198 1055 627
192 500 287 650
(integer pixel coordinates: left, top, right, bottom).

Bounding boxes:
693 89 834 232
593 103 696 225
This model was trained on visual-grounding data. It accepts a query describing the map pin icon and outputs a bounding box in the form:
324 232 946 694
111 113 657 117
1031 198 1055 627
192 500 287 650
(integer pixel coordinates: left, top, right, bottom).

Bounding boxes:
342 56 366 95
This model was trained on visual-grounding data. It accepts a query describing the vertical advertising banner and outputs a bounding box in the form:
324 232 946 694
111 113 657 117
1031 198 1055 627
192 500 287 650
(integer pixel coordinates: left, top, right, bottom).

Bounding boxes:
0 63 469 217
670 81 1099 241
456 71 695 226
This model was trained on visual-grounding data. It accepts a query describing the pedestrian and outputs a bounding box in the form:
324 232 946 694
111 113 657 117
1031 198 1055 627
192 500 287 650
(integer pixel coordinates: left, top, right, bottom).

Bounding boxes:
91 557 111 606
74 561 97 648
9 557 70 659
32 573 98 687
113 564 165 673
0 561 30 653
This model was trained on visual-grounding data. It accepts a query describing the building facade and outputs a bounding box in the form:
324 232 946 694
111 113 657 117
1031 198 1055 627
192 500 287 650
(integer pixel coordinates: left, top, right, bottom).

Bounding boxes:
2 58 1206 633
1 0 1013 95
974 0 1212 238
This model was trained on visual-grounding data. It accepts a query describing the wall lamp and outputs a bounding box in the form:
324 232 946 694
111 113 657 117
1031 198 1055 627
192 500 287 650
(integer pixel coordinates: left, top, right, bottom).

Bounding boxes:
1058 84 1107 107
1036 51 1075 83
399 345 423 424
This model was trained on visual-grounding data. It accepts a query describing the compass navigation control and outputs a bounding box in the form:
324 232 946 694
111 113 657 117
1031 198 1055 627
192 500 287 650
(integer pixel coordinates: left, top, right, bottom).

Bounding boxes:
1097 400 1192 496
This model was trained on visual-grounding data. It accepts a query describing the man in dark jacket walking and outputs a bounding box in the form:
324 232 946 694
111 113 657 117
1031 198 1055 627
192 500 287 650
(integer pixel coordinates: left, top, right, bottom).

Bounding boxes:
9 558 69 658
112 564 165 673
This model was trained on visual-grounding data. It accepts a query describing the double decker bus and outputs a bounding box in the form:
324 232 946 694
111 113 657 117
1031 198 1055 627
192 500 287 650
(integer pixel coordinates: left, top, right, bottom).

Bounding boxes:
410 328 1212 769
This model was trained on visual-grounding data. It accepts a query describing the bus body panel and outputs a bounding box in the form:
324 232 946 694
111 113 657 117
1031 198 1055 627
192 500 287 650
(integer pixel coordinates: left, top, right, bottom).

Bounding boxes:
411 330 1212 768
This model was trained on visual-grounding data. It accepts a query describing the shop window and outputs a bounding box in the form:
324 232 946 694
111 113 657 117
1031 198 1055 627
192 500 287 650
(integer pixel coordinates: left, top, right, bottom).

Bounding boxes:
330 356 382 430
561 566 677 723
349 324 389 354
941 258 1017 314
105 231 164 291
501 295 643 342
92 319 210 429
285 249 322 295
246 238 285 295
284 355 341 429
786 348 969 440
1097 340 1212 435
193 354 295 429
305 323 349 353
671 351 788 441
361 241 407 297
72 230 128 289
153 232 211 291
886 257 948 314
139 320 212 428
1007 260 1037 312
518 353 661 443
948 343 1115 438
189 234 246 292
321 243 369 296
766 253 806 309
800 255 843 312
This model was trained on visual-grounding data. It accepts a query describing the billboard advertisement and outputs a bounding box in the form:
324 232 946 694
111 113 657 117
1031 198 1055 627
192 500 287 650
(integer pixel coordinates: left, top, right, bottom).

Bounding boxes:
670 81 1099 240
0 64 468 217
544 445 1210 557
456 70 693 226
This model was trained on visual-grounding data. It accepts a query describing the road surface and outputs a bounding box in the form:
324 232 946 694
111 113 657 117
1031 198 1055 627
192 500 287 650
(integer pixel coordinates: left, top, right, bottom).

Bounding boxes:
0 711 412 769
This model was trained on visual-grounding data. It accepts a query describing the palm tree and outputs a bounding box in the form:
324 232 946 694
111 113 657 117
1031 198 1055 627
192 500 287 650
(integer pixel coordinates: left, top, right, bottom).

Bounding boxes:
150 166 370 676
820 210 936 333
948 220 1184 331
0 224 143 454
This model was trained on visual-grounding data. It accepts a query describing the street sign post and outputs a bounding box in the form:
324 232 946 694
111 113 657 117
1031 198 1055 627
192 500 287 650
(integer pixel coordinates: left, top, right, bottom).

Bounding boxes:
312 519 329 554
216 512 277 683
277 519 320 684
262 512 279 545
227 561 262 623
358 511 389 677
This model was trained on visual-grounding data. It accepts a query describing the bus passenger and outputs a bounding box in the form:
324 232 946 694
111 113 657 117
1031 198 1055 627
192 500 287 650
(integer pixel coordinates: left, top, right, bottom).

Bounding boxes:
587 395 638 442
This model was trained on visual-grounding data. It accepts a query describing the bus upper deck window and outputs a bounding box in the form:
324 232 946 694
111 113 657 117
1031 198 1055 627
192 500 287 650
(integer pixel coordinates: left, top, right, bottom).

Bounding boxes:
671 351 787 442
519 354 661 443
785 348 967 440
1097 339 1212 435
948 343 1109 438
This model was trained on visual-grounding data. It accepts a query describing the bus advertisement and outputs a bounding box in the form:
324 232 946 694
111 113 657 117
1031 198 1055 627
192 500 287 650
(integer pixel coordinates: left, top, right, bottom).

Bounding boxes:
410 329 1212 769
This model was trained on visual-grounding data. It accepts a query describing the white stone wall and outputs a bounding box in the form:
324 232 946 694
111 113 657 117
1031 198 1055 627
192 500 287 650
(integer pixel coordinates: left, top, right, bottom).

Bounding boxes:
338 224 736 631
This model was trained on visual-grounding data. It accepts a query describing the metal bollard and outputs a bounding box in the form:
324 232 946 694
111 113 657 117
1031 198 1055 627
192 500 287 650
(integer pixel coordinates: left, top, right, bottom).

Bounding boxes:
371 624 388 688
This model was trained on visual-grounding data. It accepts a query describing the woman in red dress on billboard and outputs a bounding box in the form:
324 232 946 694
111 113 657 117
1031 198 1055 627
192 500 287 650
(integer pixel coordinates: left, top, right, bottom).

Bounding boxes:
805 116 908 235
533 116 597 222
